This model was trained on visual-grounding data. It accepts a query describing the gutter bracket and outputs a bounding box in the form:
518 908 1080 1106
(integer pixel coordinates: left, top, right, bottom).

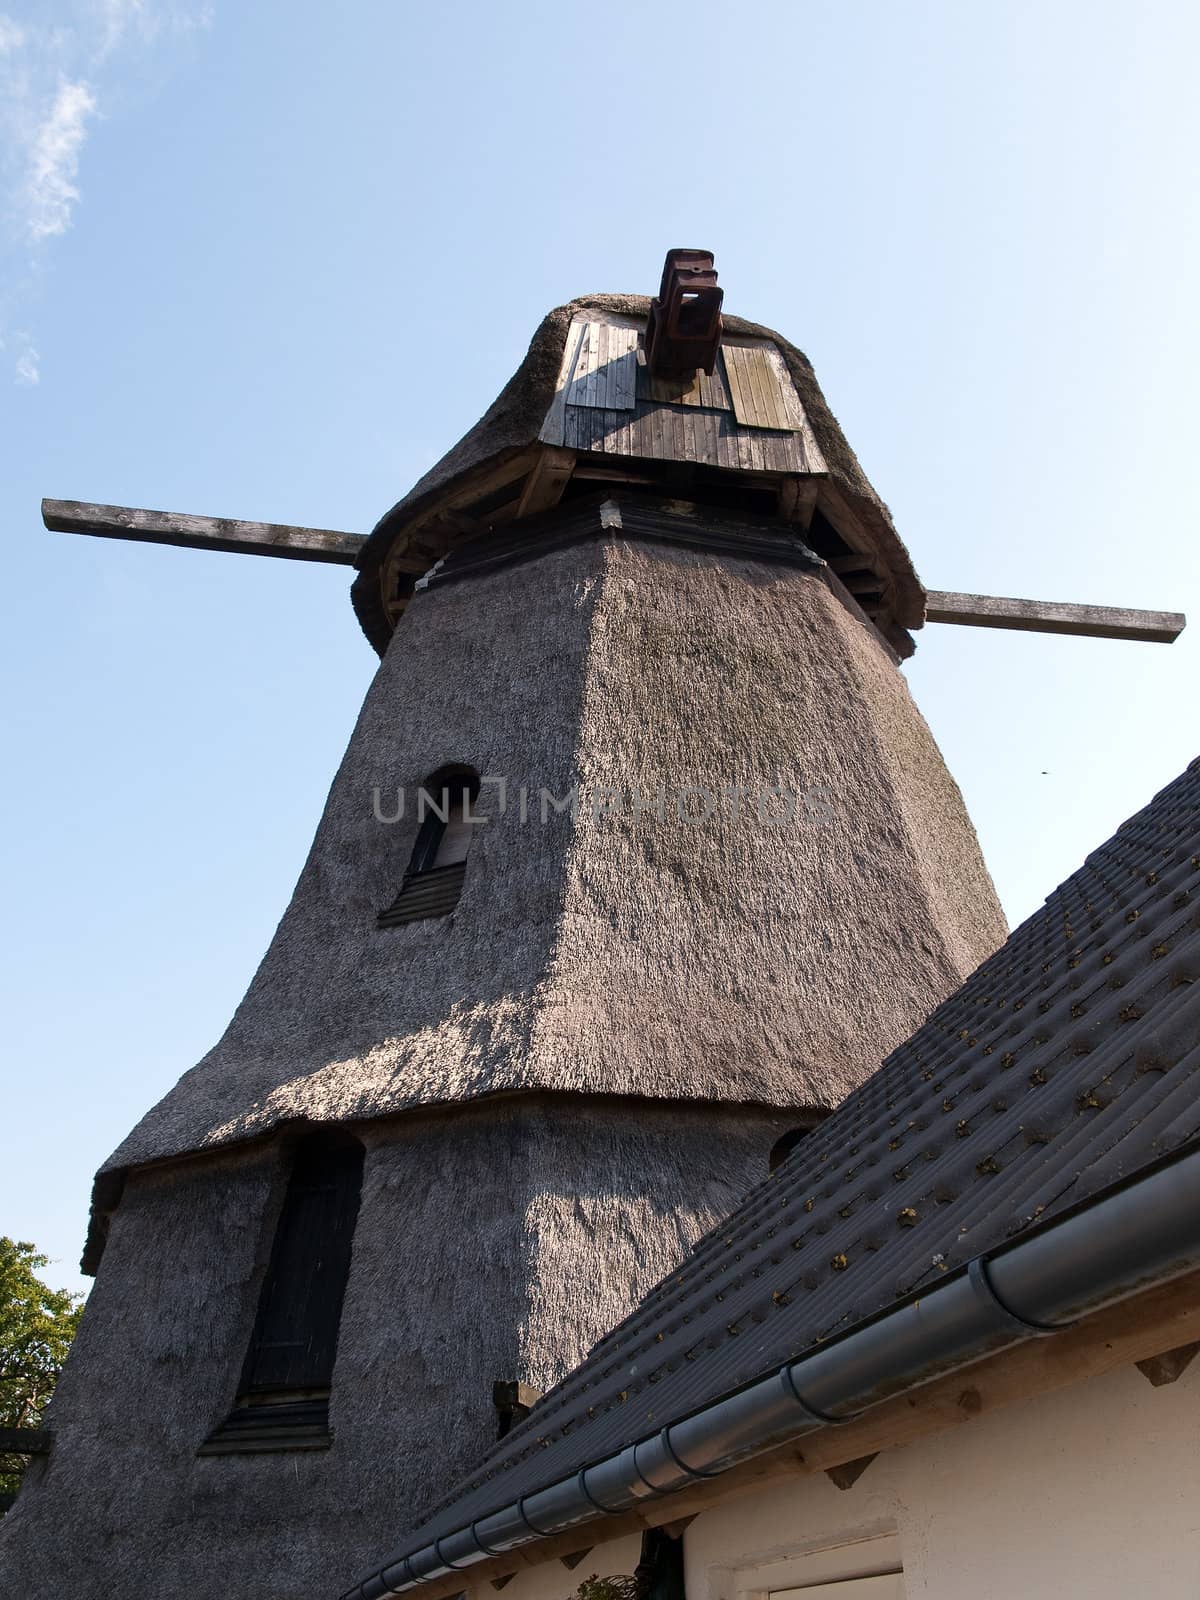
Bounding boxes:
779 1364 854 1426
968 1255 1070 1337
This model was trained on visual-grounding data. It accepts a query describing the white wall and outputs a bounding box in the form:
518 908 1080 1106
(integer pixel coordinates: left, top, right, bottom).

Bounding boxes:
474 1357 1200 1600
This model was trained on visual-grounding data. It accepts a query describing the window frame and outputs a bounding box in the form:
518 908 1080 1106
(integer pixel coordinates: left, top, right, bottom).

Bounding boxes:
377 764 481 929
199 1129 364 1456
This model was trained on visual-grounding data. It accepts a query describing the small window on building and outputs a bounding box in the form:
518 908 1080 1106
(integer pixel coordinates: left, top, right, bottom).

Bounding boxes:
378 766 480 928
637 1528 686 1600
769 1128 810 1173
200 1130 364 1454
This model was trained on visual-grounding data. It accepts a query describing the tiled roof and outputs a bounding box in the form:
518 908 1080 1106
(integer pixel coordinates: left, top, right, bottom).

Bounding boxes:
401 755 1200 1549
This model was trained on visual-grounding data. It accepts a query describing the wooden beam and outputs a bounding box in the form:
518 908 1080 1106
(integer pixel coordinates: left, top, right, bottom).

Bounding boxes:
559 1549 594 1571
925 589 1185 644
1135 1340 1200 1387
777 477 819 529
824 1453 878 1491
516 448 576 518
42 499 366 567
0 1426 51 1455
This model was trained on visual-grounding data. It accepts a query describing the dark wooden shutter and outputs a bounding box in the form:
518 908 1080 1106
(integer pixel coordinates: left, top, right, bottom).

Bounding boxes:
407 804 447 877
240 1135 363 1396
377 768 478 928
637 1529 685 1600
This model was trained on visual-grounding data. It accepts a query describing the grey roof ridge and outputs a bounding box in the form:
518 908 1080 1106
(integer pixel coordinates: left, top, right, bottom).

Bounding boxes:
341 1138 1200 1600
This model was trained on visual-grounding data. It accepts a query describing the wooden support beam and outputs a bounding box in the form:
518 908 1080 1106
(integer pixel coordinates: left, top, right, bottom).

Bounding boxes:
824 1453 878 1491
840 573 885 598
777 477 819 529
1135 1340 1200 1387
517 448 576 518
42 499 366 567
924 589 1185 644
0 1426 51 1455
559 1548 594 1571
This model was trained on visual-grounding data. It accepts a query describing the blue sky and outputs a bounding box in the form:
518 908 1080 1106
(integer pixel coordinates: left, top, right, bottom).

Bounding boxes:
2 0 1197 1296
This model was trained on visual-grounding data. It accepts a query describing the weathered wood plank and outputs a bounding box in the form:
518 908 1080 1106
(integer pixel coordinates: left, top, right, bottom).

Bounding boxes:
724 343 795 430
925 589 1185 644
0 1426 51 1455
516 448 576 518
609 326 639 410
595 322 610 409
777 478 819 528
569 322 638 412
541 320 589 445
648 356 731 410
43 500 365 566
572 323 596 410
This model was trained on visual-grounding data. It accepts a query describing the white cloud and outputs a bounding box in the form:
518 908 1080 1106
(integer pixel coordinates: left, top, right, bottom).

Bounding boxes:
25 77 98 242
0 15 27 54
94 0 213 60
96 0 155 58
0 2 212 386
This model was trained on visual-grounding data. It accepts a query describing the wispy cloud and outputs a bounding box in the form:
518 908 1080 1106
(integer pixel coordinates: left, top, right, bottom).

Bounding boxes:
95 0 214 62
1 2 212 384
15 344 40 385
0 14 27 54
25 78 98 241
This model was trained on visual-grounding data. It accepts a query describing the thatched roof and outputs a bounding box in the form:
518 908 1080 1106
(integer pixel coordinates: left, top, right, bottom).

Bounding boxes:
351 295 925 653
87 529 1003 1268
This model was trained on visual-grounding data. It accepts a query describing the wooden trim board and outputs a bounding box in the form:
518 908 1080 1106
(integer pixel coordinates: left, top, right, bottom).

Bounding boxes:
925 589 1185 644
43 499 365 566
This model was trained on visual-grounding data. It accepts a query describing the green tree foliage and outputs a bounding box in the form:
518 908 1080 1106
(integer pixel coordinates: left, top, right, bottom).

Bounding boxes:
573 1577 640 1600
0 1239 83 1503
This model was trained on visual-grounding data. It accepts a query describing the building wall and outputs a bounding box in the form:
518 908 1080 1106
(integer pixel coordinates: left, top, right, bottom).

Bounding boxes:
471 1357 1200 1600
0 1099 793 1600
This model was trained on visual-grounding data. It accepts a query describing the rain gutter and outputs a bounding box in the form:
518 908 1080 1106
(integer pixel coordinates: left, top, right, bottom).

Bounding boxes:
343 1144 1200 1600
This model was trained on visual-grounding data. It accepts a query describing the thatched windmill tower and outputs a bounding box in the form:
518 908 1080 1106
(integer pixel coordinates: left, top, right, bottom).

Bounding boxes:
6 252 1176 1599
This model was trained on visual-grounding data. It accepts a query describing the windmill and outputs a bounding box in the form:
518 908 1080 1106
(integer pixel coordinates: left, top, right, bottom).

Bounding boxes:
2 250 1183 1600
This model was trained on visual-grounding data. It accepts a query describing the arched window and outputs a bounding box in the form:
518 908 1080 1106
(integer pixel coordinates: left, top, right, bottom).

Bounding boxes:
201 1130 364 1454
378 765 480 928
769 1128 810 1173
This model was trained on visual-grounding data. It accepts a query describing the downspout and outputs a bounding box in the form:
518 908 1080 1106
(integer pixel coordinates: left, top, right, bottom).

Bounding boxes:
343 1143 1200 1600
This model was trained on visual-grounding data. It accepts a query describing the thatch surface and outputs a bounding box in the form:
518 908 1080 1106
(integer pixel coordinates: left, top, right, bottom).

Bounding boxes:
94 536 1004 1241
351 295 924 650
0 1100 790 1600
